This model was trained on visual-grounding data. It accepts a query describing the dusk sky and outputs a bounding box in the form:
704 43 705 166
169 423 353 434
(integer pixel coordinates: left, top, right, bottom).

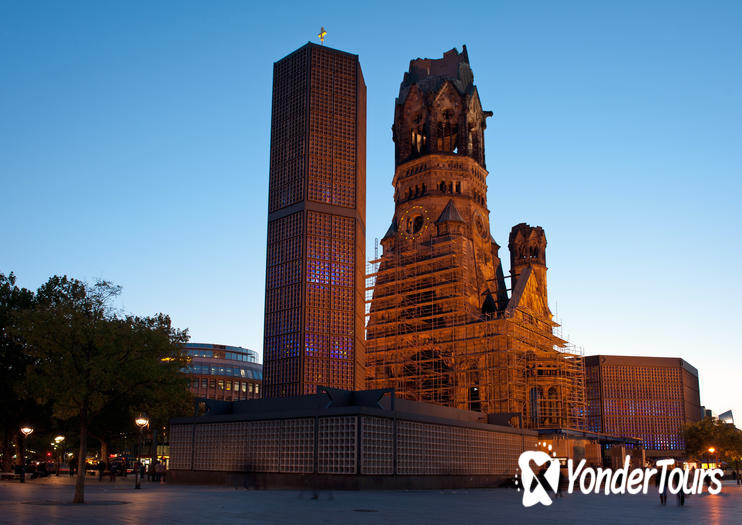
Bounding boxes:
2 2 740 421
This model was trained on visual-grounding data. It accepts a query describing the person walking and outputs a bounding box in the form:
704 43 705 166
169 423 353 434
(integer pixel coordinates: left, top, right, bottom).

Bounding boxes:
655 471 668 505
156 461 166 484
677 484 686 506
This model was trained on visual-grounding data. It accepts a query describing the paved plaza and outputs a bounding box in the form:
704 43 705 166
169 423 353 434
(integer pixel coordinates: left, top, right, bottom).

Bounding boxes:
0 476 739 524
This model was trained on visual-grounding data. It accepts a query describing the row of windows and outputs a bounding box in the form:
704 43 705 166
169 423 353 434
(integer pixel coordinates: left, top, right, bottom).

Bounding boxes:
190 377 260 394
184 363 263 380
601 398 684 418
185 349 257 363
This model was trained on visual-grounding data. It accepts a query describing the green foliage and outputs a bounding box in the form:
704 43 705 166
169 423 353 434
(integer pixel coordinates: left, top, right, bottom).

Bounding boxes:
0 273 40 470
685 416 742 462
8 274 192 502
14 276 191 424
0 273 35 417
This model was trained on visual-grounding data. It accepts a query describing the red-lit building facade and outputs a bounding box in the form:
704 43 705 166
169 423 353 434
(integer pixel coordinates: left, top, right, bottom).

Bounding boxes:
184 343 262 401
262 43 366 397
585 355 702 458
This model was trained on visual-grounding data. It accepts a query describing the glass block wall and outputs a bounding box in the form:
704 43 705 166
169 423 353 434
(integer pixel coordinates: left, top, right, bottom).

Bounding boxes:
396 420 524 475
318 416 357 474
171 414 531 477
360 416 394 475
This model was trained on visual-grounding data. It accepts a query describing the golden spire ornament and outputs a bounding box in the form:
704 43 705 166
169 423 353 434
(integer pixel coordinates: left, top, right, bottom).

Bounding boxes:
318 27 327 45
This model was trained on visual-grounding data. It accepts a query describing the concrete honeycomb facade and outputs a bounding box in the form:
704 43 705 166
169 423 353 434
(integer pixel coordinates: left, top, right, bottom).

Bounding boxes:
263 43 366 397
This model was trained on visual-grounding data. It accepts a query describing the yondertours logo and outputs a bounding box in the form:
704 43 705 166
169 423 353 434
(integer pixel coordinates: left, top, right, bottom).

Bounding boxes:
516 451 724 507
518 451 561 506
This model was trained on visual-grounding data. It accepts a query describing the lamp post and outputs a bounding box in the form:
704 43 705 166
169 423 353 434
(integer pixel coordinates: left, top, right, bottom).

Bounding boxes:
54 436 65 476
19 426 33 483
708 447 716 469
134 414 149 489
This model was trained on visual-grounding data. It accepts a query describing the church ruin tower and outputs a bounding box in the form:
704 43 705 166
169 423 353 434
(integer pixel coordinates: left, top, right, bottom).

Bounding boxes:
366 47 586 430
384 46 508 315
366 46 510 407
509 223 548 312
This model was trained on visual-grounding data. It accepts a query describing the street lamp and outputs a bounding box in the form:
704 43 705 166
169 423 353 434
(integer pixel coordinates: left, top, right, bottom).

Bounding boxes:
54 436 65 476
134 414 149 489
708 447 717 468
18 426 33 483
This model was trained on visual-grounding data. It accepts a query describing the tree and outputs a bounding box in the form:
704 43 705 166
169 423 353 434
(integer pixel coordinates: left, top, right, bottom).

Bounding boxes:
13 276 190 503
685 416 742 464
0 273 38 472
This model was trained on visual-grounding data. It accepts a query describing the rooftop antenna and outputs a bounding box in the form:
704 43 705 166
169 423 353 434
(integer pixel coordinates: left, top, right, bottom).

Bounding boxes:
318 27 327 45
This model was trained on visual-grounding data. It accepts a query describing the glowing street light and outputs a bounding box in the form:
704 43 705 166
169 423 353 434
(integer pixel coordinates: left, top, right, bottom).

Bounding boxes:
18 426 33 483
134 414 149 490
53 436 65 476
708 447 715 454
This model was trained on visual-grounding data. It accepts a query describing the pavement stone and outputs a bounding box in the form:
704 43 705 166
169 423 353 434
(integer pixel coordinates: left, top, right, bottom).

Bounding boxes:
0 476 740 524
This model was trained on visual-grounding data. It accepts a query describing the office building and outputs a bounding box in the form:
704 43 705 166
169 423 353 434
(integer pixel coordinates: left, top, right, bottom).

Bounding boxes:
584 355 702 457
183 343 262 401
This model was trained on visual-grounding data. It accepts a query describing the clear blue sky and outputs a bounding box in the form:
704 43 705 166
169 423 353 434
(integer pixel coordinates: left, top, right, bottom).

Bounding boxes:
2 1 740 421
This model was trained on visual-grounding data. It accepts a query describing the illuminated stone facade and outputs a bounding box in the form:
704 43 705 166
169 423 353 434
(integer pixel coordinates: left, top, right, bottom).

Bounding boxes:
263 43 366 397
366 47 585 430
